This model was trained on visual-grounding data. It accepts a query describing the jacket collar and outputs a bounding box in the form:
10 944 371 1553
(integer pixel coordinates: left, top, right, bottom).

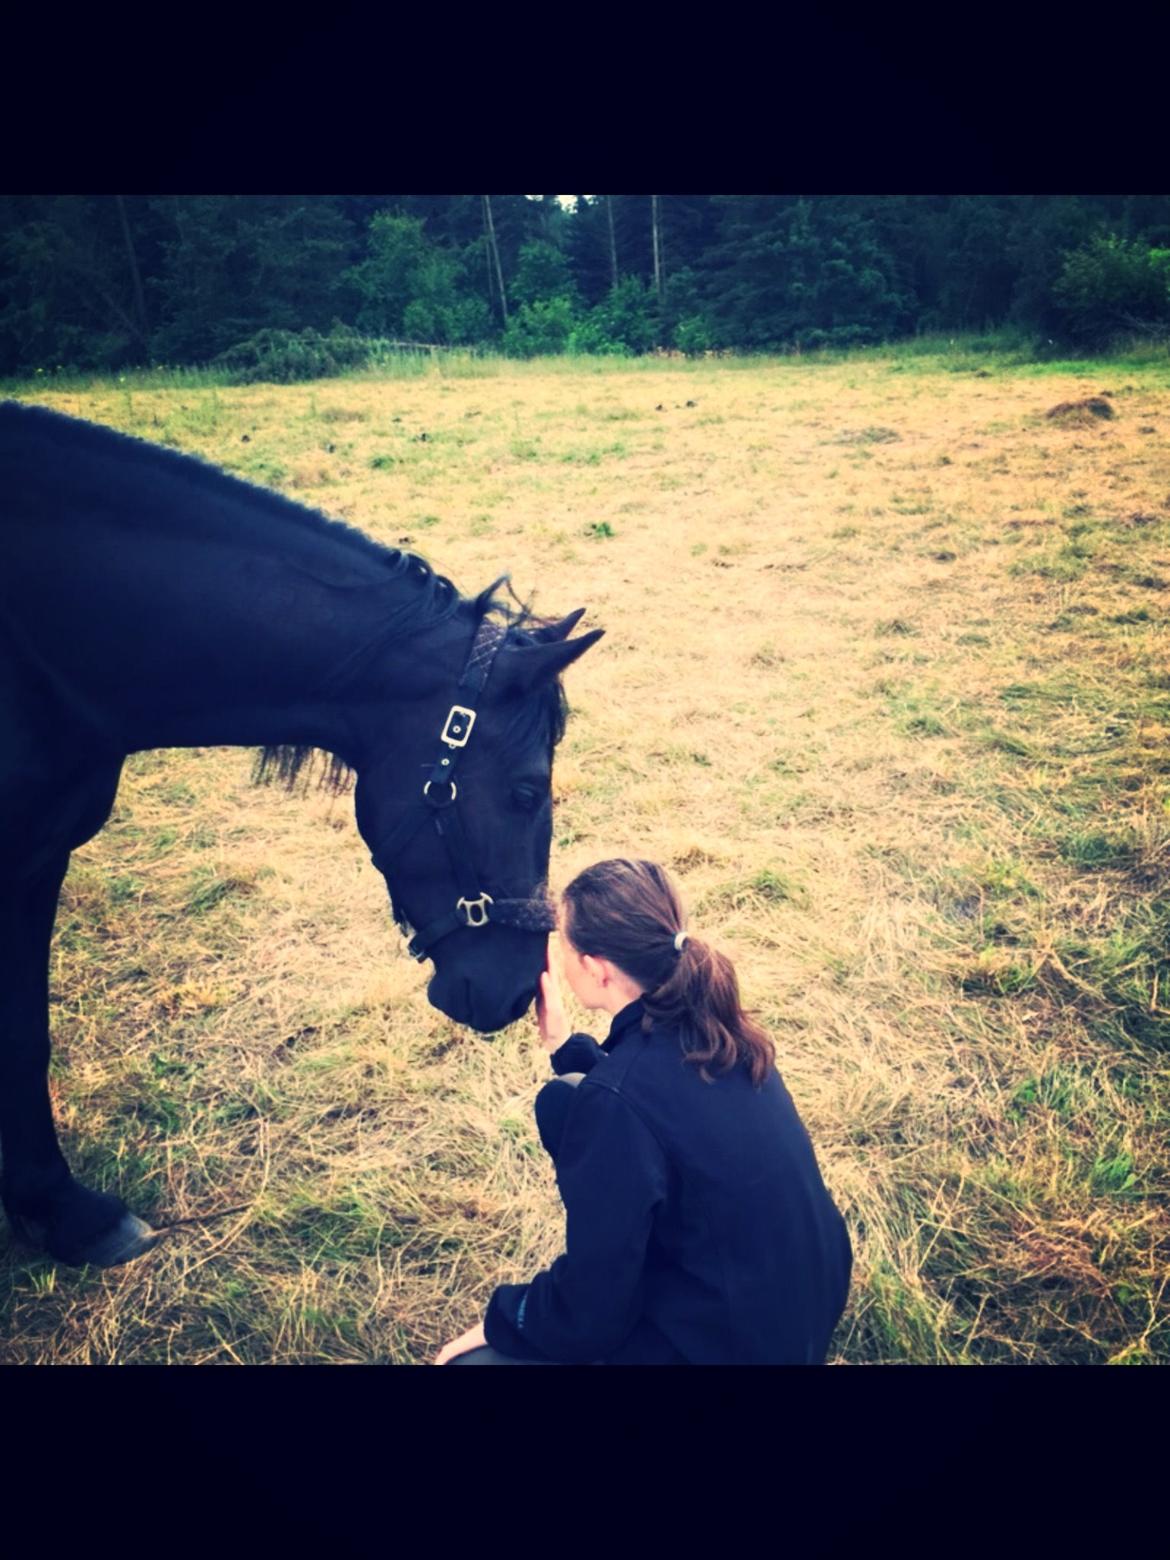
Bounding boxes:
604 997 647 1050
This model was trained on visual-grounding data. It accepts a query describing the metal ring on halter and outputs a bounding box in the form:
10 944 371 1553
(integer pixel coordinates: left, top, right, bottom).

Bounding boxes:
423 779 457 804
457 893 494 928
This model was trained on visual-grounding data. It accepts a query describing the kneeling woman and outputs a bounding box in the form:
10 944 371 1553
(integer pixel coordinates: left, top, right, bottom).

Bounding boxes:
434 859 852 1366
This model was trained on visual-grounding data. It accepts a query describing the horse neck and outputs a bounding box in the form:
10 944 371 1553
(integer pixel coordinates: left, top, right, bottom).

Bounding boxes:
120 559 473 762
12 472 472 762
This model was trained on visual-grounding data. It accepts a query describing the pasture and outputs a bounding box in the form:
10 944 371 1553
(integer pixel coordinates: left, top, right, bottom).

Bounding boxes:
2 347 1168 1363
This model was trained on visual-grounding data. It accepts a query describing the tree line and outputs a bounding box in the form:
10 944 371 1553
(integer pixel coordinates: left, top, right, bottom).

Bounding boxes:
2 194 1169 377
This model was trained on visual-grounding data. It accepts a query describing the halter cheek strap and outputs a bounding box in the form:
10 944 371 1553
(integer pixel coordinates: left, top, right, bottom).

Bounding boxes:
368 620 556 961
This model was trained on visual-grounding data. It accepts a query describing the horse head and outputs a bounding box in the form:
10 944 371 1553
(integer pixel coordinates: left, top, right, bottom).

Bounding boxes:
354 606 602 1034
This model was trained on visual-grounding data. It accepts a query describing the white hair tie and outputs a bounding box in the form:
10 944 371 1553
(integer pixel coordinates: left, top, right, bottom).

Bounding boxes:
673 931 689 953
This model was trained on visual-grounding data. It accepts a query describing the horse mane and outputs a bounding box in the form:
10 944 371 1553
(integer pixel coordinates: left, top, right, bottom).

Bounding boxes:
1 400 401 571
253 575 570 795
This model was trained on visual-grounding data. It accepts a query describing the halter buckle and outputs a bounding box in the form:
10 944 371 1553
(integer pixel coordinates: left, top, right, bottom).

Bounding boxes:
456 893 494 929
441 705 477 749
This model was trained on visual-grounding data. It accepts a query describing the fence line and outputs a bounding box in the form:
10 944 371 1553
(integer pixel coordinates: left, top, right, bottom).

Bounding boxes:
369 339 482 359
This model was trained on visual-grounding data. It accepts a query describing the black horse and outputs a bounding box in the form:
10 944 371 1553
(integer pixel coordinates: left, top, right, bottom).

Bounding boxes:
0 401 602 1268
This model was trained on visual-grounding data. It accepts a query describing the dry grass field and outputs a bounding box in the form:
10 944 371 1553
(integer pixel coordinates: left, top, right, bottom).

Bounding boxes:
3 348 1169 1363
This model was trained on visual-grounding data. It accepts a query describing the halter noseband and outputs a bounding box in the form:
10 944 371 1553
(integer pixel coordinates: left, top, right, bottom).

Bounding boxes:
367 619 556 961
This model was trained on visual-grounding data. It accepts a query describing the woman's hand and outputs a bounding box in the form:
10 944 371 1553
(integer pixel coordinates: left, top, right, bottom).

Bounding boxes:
433 1320 487 1365
535 936 571 1053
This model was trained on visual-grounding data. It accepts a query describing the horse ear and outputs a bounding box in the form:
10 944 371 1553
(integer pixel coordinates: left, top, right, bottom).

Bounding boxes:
530 608 587 644
495 628 604 694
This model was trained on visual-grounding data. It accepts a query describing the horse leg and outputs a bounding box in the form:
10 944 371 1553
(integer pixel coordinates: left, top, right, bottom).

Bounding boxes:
0 852 160 1267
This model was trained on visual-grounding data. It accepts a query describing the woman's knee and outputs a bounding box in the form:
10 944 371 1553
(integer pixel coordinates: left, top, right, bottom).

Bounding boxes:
534 1074 585 1158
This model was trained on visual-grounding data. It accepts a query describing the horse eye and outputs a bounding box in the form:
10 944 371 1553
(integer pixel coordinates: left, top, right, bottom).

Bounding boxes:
512 784 545 813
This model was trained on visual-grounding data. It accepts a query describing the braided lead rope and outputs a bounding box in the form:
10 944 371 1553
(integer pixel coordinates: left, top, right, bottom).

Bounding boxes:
488 898 557 932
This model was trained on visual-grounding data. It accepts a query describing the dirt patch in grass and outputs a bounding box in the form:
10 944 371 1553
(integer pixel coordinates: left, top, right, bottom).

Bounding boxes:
1046 396 1116 424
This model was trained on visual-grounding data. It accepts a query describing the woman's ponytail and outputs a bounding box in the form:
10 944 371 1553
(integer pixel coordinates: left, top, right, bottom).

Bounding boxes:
562 860 775 1087
642 933 775 1087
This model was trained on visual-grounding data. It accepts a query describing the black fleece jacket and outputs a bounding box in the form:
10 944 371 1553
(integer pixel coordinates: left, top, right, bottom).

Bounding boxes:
483 998 852 1365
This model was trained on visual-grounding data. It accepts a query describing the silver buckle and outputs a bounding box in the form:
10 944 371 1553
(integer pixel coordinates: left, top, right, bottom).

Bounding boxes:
456 893 494 928
441 705 476 749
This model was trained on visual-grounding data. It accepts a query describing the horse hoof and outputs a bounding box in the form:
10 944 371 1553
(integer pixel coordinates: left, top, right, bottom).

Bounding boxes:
65 1212 163 1269
11 1209 162 1268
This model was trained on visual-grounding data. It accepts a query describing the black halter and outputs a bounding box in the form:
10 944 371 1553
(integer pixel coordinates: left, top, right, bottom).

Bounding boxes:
368 619 557 961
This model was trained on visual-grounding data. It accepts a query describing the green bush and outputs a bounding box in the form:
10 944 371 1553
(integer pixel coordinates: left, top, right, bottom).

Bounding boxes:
401 293 492 345
503 296 576 358
214 326 371 384
590 276 659 353
565 315 631 356
1052 235 1170 348
672 315 712 356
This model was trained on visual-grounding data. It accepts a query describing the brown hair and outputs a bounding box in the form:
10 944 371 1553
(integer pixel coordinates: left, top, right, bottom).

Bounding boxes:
560 859 776 1087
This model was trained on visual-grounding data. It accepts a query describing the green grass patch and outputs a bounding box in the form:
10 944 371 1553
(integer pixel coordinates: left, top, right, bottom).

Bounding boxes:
829 426 901 445
1052 831 1139 870
1008 552 1088 582
559 440 629 464
700 868 810 915
900 712 949 738
276 1188 395 1263
961 948 1040 997
1089 1153 1139 1197
185 868 259 915
980 727 1041 759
